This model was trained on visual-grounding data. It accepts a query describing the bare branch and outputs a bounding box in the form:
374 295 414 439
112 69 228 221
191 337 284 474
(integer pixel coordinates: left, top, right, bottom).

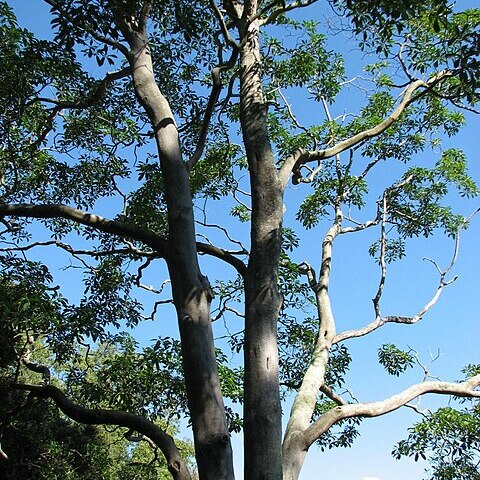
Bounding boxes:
284 209 342 443
29 67 131 111
141 299 174 321
340 216 380 234
0 240 156 258
197 241 247 276
302 375 480 448
196 219 248 254
260 0 319 26
21 338 51 386
333 231 461 344
320 385 347 406
372 195 388 319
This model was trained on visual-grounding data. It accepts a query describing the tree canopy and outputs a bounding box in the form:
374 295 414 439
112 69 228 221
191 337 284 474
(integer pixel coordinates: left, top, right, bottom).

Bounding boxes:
0 1 479 479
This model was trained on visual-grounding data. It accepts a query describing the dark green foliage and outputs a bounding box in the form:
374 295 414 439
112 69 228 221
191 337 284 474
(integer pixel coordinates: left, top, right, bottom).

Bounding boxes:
0 0 479 477
0 337 193 480
387 149 477 237
0 390 113 480
264 21 345 100
190 142 241 200
378 344 415 376
369 238 406 264
313 400 362 451
334 0 450 53
63 334 187 420
393 402 480 479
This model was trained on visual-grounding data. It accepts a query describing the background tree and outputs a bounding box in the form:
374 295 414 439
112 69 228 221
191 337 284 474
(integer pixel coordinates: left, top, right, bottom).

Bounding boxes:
0 270 195 479
0 1 479 479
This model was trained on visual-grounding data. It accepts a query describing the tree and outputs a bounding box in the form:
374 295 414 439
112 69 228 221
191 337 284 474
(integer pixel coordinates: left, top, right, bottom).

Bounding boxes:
0 0 479 479
0 276 195 479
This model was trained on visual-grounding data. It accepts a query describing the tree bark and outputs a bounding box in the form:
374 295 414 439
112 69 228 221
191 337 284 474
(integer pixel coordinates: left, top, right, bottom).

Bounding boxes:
119 24 235 480
12 384 192 480
238 9 284 480
282 213 341 480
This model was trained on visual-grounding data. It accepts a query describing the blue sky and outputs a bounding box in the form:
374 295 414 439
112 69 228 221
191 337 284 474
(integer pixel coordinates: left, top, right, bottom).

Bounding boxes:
7 1 480 479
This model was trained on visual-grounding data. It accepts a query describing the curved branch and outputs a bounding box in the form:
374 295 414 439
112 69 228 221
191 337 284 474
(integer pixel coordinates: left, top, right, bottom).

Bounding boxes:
0 203 167 252
197 241 247 277
303 374 480 448
209 0 239 49
30 67 131 111
11 383 192 480
279 72 452 189
0 203 247 276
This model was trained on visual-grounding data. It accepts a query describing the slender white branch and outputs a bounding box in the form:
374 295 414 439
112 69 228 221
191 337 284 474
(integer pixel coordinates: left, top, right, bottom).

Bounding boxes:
284 208 342 444
334 228 461 344
372 195 388 319
302 374 480 448
279 72 452 189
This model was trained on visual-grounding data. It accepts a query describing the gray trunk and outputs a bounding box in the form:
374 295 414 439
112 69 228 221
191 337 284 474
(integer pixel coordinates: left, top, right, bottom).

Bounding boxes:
128 31 235 480
282 434 308 480
239 16 284 480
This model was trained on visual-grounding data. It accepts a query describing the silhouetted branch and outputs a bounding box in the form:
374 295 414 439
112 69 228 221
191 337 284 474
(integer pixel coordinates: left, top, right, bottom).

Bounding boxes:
11 383 192 480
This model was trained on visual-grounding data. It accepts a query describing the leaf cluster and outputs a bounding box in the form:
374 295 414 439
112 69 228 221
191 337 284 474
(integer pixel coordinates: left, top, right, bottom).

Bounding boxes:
378 344 415 376
393 403 480 479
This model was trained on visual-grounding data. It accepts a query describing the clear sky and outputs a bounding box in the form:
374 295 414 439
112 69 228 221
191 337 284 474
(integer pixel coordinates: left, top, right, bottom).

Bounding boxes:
7 1 480 479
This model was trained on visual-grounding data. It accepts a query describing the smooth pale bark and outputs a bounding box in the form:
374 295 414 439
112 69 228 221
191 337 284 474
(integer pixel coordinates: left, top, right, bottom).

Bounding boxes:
238 9 284 480
282 213 342 480
123 26 235 480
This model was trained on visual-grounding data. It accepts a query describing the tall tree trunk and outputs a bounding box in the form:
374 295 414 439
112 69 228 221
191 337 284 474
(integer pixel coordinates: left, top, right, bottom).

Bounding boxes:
239 12 284 480
126 30 235 480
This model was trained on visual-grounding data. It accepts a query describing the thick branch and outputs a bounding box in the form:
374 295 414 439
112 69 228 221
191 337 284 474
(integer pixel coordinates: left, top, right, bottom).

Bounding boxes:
197 241 247 276
279 73 451 188
11 383 191 480
0 203 166 252
303 375 480 448
31 67 131 111
0 203 247 276
21 350 51 385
